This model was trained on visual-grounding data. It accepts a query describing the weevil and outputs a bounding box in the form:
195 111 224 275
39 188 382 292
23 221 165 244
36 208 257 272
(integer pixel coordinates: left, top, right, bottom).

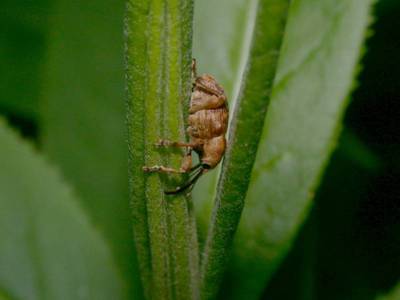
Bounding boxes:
143 59 228 194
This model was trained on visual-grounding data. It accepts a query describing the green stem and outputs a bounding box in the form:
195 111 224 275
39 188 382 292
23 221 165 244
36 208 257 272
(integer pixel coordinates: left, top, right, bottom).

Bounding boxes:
200 1 290 299
125 0 198 299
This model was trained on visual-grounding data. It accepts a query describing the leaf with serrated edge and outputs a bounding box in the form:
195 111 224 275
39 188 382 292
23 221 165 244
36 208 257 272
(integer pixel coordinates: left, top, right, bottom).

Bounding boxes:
226 0 375 298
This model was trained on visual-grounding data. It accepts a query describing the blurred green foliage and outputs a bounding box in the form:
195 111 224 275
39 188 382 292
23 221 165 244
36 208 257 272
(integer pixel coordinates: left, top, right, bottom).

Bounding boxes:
0 0 49 124
39 1 140 297
0 120 127 300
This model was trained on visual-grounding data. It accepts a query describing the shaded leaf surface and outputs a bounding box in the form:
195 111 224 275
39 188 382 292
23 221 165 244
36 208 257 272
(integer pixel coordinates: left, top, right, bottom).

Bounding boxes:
224 0 375 298
0 120 126 300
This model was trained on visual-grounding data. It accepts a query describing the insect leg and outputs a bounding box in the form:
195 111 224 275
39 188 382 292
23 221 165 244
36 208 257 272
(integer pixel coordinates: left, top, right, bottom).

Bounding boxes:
143 148 193 174
155 139 196 148
142 165 186 173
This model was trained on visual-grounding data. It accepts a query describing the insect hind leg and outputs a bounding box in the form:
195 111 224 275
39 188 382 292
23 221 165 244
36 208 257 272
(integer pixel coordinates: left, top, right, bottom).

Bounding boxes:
164 163 209 195
164 165 205 195
142 165 186 174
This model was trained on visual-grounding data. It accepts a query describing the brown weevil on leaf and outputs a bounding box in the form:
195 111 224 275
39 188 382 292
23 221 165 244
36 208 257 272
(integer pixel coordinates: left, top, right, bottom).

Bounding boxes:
143 59 229 194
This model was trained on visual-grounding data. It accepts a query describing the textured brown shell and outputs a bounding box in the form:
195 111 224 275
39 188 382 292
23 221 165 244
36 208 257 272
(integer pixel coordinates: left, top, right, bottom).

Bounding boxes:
188 108 228 139
188 74 228 168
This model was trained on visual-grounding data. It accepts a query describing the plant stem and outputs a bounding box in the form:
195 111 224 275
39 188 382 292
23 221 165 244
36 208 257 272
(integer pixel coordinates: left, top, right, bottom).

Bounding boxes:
200 1 290 299
125 0 198 299
125 2 152 298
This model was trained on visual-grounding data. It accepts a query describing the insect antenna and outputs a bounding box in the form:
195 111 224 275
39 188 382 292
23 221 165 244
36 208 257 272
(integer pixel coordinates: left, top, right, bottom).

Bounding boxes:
164 164 206 195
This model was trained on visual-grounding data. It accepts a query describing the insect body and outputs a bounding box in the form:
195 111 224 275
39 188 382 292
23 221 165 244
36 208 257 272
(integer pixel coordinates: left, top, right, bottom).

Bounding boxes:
143 59 228 194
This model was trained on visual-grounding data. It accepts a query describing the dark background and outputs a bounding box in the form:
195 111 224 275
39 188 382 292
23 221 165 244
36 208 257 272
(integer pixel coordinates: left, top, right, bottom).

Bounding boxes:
1 0 398 299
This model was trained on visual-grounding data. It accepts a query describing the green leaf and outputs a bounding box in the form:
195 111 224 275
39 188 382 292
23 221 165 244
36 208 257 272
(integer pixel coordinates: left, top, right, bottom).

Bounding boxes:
125 1 199 299
226 0 375 298
0 120 127 300
193 0 256 97
39 1 140 297
199 1 290 299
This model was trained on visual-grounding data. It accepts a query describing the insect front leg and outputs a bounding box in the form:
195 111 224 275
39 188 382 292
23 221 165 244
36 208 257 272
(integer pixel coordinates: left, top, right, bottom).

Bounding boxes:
143 148 193 174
